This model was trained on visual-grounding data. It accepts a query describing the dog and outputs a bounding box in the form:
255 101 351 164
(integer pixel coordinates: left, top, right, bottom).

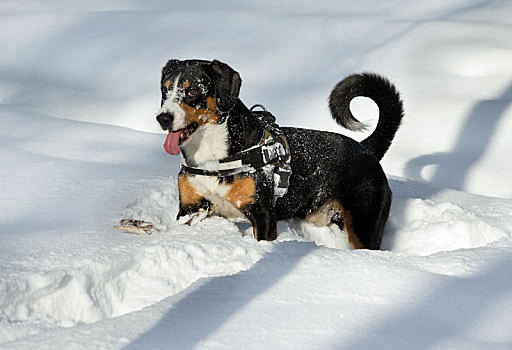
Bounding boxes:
156 59 403 249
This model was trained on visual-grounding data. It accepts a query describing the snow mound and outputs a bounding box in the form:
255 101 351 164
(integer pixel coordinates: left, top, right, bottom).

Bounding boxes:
385 198 510 256
121 184 180 232
0 187 272 334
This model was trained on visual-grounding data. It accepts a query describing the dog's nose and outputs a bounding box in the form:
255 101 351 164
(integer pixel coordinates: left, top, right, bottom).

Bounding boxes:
156 112 174 130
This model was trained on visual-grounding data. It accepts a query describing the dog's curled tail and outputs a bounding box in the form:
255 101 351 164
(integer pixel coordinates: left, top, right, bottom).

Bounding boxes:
328 73 404 161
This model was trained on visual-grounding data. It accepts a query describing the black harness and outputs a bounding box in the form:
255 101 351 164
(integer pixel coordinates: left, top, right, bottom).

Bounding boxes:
180 105 292 200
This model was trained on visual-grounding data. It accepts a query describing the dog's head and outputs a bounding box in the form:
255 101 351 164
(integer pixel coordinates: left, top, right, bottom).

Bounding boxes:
156 59 241 155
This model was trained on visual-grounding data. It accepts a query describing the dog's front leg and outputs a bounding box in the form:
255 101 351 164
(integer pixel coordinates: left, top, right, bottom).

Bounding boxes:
249 172 278 241
244 202 277 241
224 172 277 241
242 173 277 241
177 173 211 220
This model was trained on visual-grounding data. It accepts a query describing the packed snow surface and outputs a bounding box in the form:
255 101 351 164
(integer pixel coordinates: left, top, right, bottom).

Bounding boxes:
1 1 512 349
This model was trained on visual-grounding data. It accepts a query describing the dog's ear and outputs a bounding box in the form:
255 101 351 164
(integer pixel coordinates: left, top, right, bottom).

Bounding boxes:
210 60 242 112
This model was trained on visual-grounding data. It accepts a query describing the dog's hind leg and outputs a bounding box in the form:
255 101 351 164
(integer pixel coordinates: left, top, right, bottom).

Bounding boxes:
339 179 392 250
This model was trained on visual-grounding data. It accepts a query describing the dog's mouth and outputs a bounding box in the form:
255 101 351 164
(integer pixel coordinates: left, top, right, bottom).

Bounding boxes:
163 122 198 155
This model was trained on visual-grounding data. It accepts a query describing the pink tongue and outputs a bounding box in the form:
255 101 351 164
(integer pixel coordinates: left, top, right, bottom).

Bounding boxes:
163 131 182 155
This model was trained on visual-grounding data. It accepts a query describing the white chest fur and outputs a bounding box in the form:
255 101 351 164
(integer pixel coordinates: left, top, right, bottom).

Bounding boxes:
181 122 229 164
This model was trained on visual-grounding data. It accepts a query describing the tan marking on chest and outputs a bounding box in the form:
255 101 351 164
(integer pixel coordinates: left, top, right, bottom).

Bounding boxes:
225 176 256 209
178 173 203 206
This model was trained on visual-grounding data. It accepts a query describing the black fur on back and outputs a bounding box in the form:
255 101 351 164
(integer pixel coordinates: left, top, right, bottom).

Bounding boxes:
328 73 404 161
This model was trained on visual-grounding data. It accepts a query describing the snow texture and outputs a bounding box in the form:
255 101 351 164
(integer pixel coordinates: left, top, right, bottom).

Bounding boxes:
1 1 512 349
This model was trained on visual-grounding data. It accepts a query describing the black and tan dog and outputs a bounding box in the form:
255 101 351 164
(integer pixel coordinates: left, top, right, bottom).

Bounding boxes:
156 59 403 249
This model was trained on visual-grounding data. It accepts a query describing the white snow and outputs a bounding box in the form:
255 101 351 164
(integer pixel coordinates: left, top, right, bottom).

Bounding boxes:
1 1 512 349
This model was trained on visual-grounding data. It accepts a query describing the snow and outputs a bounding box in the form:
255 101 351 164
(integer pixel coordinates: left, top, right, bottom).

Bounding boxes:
1 1 512 349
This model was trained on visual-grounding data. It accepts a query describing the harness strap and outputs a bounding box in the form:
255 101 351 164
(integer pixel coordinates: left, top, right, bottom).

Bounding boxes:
180 105 292 199
180 164 248 177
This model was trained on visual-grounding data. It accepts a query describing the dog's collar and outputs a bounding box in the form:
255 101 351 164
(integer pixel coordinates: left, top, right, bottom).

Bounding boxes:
180 106 292 199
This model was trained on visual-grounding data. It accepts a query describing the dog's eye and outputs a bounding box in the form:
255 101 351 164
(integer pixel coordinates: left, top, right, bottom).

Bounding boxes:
187 88 198 97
